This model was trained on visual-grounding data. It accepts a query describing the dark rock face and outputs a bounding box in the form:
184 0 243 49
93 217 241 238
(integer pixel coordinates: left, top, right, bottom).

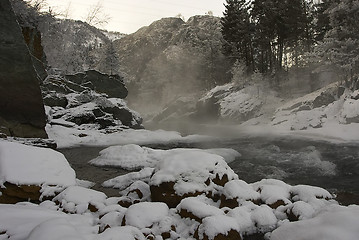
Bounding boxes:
65 70 128 99
21 26 47 81
0 0 47 138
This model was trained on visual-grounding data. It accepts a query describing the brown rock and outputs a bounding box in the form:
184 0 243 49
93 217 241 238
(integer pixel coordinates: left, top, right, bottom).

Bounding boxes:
202 229 242 240
268 199 286 209
0 182 41 204
150 181 203 208
178 208 203 223
219 195 239 209
212 173 229 187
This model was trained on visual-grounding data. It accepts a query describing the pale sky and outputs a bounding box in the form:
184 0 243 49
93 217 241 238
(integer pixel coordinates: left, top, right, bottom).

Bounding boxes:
46 0 226 34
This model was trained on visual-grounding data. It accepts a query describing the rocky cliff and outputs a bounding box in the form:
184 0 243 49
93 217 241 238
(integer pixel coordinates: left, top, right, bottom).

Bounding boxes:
113 16 231 114
0 0 47 138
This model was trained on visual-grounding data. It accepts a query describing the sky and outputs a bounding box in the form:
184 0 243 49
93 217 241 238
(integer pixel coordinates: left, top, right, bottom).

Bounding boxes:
46 0 226 34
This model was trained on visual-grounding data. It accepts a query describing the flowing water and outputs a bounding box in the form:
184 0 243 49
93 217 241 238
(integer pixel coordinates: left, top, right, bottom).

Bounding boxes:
59 135 359 200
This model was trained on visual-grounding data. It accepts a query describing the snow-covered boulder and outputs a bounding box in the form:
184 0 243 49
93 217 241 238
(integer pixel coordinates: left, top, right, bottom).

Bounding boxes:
195 215 242 240
220 180 261 208
177 196 224 222
271 205 359 240
0 141 76 203
149 150 238 207
90 144 240 171
0 203 96 240
53 186 107 214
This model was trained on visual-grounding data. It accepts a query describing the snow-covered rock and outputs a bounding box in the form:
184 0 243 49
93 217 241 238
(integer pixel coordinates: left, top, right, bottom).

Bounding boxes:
90 144 240 171
53 186 107 214
272 82 359 131
0 141 76 203
43 73 143 131
149 150 238 207
271 205 359 240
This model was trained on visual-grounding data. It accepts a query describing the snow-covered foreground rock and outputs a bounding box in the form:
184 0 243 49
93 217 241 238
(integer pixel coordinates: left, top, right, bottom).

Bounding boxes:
0 141 76 203
1 140 358 240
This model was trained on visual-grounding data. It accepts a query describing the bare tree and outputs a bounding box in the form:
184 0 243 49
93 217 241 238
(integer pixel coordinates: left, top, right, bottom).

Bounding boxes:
84 0 111 28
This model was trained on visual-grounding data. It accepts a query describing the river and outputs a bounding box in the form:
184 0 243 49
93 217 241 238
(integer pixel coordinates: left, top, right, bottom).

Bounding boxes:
58 135 359 203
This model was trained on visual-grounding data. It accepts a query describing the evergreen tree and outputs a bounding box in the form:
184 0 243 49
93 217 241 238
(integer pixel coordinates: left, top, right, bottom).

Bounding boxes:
314 0 339 42
317 0 359 88
221 0 254 71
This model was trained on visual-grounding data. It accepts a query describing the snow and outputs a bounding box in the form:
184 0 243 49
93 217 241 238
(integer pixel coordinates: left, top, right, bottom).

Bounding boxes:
271 205 359 240
250 205 278 232
53 186 107 214
290 185 333 202
227 206 254 234
341 98 359 121
177 196 224 219
222 180 260 201
90 144 240 171
0 141 76 187
149 150 237 195
53 186 107 205
47 125 213 148
102 167 154 190
252 179 291 205
198 215 240 240
98 226 145 240
124 202 169 229
0 203 96 240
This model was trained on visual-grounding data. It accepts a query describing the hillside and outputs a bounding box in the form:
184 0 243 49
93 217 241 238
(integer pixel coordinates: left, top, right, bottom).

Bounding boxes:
113 16 231 114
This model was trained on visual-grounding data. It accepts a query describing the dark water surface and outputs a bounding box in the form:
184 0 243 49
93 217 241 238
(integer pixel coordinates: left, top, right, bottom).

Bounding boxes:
59 136 359 198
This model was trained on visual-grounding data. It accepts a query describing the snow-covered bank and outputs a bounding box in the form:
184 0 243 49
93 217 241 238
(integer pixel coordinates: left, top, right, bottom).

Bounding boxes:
46 124 214 148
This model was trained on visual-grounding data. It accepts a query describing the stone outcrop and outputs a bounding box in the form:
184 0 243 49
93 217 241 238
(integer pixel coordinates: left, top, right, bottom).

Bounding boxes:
43 73 143 130
65 70 128 99
0 0 47 138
